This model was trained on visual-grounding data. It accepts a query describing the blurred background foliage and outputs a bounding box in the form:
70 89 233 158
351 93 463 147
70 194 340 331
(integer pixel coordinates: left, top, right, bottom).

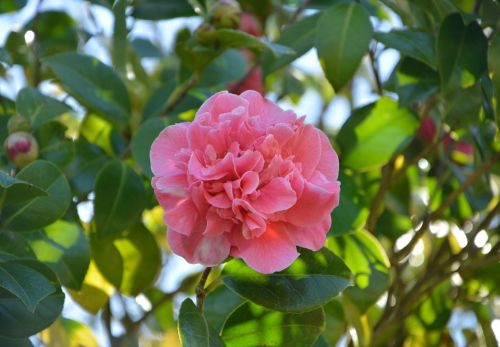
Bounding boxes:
0 0 499 346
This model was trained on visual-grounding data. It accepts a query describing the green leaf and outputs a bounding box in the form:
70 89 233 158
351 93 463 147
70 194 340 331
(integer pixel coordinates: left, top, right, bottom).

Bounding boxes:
315 2 373 91
91 224 160 295
66 138 110 196
444 84 482 129
43 53 131 126
263 14 320 74
488 33 500 117
1 160 71 231
131 38 162 58
112 0 127 72
34 121 75 168
198 49 247 88
0 259 56 312
416 281 452 330
27 11 78 57
205 285 245 334
0 260 64 338
374 29 436 68
0 336 32 347
0 171 47 204
16 87 71 130
94 160 147 236
132 0 196 20
131 117 171 178
178 298 209 347
327 230 390 312
0 0 27 13
0 230 36 261
337 97 419 171
27 220 90 290
223 248 351 313
215 29 294 57
221 302 325 347
330 171 369 236
437 14 488 91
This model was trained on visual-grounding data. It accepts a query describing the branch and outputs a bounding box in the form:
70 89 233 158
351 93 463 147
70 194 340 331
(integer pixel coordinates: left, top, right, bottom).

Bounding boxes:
369 48 383 96
392 153 499 262
196 267 212 312
161 74 199 116
289 0 311 24
366 159 394 233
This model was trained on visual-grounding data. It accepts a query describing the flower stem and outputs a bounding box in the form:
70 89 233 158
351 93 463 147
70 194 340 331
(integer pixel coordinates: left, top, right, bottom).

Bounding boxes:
196 267 212 312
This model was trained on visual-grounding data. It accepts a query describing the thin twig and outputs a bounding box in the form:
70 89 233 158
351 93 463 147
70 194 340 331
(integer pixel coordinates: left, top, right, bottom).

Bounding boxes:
161 74 199 116
289 0 311 24
366 160 394 233
196 267 212 312
369 48 383 96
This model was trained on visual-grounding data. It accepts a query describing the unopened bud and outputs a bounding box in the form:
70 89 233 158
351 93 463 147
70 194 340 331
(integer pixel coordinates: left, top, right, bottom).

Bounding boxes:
4 132 39 168
195 23 217 45
209 0 241 29
7 114 31 134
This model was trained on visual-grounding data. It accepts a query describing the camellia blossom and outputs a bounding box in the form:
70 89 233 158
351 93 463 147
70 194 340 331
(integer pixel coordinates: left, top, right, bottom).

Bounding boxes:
150 91 340 273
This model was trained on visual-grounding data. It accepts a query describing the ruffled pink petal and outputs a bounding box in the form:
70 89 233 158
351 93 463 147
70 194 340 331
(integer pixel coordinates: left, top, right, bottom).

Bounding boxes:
168 229 230 266
285 180 340 227
315 131 339 181
164 199 199 236
207 192 232 209
195 91 249 123
285 124 321 179
204 208 234 236
286 215 331 251
231 223 299 273
152 170 187 197
240 171 259 195
150 123 189 176
252 177 297 214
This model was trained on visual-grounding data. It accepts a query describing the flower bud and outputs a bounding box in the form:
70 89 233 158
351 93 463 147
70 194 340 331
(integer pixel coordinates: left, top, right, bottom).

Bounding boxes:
209 0 241 29
450 140 474 165
195 22 217 45
7 114 31 134
418 116 437 143
4 132 39 168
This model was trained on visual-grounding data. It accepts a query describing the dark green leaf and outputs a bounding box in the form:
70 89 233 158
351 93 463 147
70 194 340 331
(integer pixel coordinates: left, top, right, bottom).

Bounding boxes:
375 29 436 68
0 0 27 13
437 14 488 91
94 160 147 236
0 259 55 312
178 298 210 347
91 224 160 295
223 248 351 313
0 260 64 338
205 285 245 333
132 0 196 20
16 87 71 130
131 117 171 178
198 49 247 88
222 302 325 347
0 230 36 261
66 138 110 196
112 0 127 72
1 161 71 231
337 97 418 171
315 3 373 91
444 84 482 129
262 14 320 74
131 38 162 58
27 220 90 290
327 230 390 312
0 336 32 347
43 53 131 126
215 29 293 57
0 171 46 204
488 33 500 117
35 121 75 168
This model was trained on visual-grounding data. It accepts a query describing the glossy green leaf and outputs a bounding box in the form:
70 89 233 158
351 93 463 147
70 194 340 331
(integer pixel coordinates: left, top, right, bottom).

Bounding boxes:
315 2 373 91
91 224 160 295
330 171 369 236
0 260 64 338
198 49 247 88
94 161 147 236
131 117 171 178
263 14 320 74
205 285 245 333
43 53 131 126
131 38 162 58
337 97 418 171
132 0 196 20
16 87 71 130
0 171 46 204
327 230 390 312
374 30 435 68
27 220 90 290
0 0 27 13
222 302 325 347
488 33 500 117
112 0 127 72
0 259 55 312
65 138 110 196
0 336 32 347
437 14 488 91
0 230 36 261
1 160 71 231
178 298 210 347
35 121 75 168
215 29 293 57
223 248 351 313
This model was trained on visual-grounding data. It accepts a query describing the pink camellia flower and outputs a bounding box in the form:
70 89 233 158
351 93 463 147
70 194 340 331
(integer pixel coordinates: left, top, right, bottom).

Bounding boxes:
150 91 340 273
239 13 262 37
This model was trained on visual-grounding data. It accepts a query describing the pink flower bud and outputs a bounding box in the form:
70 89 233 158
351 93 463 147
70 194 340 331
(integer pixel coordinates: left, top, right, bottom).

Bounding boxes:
418 116 437 143
4 132 39 168
239 13 262 37
209 0 241 29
